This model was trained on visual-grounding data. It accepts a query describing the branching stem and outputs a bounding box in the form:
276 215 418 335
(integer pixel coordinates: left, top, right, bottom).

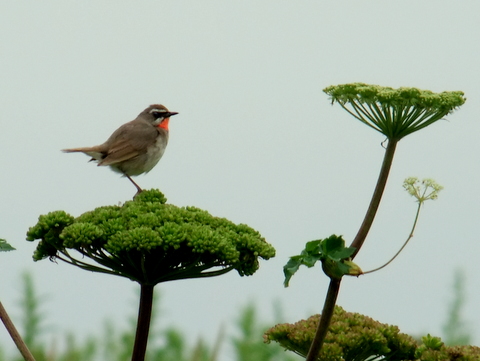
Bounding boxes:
306 138 399 360
363 200 422 274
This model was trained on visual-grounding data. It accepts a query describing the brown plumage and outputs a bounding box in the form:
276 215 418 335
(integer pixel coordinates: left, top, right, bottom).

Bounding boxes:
63 104 178 195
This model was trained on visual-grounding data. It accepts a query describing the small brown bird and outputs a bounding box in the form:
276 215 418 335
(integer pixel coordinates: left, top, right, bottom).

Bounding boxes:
63 104 178 195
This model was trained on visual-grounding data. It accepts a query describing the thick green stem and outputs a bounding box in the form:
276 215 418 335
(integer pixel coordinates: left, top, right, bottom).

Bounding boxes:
305 139 399 361
350 139 398 258
305 279 341 361
131 284 154 361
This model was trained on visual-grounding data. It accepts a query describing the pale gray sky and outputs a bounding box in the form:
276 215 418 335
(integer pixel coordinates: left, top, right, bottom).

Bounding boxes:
1 1 480 359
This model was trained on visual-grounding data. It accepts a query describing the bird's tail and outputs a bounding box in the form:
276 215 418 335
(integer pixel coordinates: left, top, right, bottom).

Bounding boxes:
62 147 92 153
62 147 104 161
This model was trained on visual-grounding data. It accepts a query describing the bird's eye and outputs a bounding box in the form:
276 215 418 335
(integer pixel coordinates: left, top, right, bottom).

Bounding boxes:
151 111 165 119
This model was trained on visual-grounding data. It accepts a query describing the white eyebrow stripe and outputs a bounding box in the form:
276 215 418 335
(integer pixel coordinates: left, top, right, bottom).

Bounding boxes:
150 108 167 113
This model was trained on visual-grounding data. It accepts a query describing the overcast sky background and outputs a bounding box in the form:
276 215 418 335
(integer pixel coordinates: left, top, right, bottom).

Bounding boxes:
1 1 480 359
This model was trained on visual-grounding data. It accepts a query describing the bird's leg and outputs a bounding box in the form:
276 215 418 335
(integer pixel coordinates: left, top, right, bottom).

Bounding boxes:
125 174 143 198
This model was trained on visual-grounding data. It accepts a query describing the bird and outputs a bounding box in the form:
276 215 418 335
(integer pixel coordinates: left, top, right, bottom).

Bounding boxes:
62 104 178 196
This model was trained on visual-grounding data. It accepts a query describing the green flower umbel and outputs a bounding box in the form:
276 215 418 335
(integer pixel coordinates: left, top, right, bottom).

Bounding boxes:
264 306 417 360
27 189 275 285
323 83 465 140
264 306 480 361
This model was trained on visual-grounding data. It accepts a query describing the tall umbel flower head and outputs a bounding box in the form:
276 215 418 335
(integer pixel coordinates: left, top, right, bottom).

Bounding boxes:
26 189 275 285
323 83 466 140
26 189 276 361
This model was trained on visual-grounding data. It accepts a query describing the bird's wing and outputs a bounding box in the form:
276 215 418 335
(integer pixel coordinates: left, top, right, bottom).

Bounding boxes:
98 121 159 167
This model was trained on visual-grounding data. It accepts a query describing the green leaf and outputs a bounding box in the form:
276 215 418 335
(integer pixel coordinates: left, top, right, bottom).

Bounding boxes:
305 240 321 254
283 243 323 287
301 254 322 267
283 257 302 287
329 246 356 261
0 239 15 252
284 235 356 285
321 235 345 255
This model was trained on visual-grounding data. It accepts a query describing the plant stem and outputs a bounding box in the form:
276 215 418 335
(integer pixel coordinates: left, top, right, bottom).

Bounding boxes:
0 301 36 361
305 138 399 361
305 279 341 361
363 200 422 274
350 138 398 258
131 284 154 361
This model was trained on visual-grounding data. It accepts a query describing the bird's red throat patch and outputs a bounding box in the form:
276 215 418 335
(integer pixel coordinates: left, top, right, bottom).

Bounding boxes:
158 118 170 130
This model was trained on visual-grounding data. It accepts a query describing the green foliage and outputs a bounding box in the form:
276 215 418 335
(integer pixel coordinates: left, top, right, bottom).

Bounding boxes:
102 318 136 361
13 271 52 361
265 306 417 360
233 303 300 361
283 235 361 286
414 334 480 361
148 328 190 361
0 239 15 252
2 272 95 361
55 334 97 361
100 314 209 361
2 270 478 361
18 272 43 353
323 83 466 140
265 306 480 361
26 189 275 285
1 272 300 361
442 269 471 346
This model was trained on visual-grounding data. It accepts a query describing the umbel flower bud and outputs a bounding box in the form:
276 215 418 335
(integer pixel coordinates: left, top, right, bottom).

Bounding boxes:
26 189 275 285
323 83 466 140
264 306 480 360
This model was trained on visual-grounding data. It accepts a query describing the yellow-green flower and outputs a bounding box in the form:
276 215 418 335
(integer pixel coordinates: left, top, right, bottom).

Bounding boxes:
403 177 443 203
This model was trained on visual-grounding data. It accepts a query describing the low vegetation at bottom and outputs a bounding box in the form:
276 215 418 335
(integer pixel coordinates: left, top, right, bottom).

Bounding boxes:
0 273 299 361
1 271 476 361
265 306 480 361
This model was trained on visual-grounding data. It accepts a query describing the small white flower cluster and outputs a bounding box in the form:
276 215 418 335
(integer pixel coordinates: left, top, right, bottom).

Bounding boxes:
403 177 443 203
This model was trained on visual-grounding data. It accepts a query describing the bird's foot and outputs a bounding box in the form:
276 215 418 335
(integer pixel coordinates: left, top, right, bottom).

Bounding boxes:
133 188 143 199
125 174 143 199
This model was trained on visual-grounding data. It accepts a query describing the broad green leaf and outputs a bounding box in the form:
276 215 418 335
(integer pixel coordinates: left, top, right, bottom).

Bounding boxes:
302 254 322 267
0 239 15 252
305 240 321 254
321 235 345 254
329 246 356 261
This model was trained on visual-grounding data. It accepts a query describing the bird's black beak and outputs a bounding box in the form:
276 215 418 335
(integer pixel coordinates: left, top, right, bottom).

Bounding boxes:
167 112 178 117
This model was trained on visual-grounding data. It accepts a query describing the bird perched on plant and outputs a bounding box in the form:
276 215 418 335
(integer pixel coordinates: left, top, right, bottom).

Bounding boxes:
62 104 178 196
